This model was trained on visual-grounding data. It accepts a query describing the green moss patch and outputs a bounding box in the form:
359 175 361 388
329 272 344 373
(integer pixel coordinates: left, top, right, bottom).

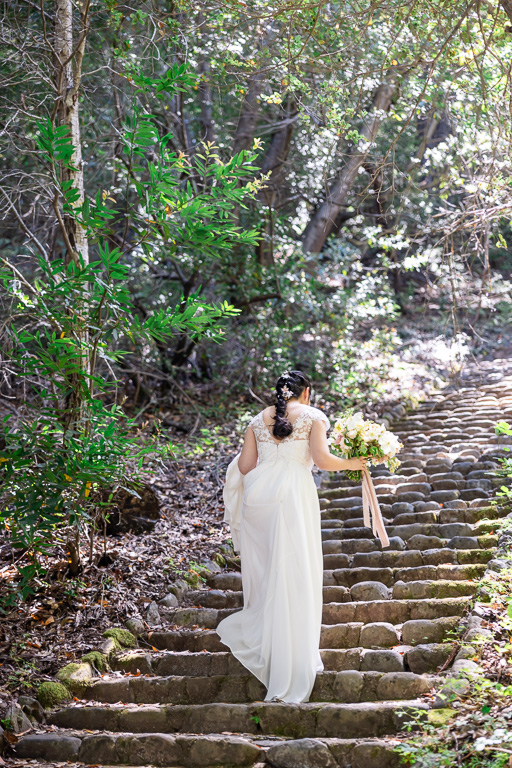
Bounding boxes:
103 627 136 648
36 682 71 709
56 661 93 694
81 651 108 671
427 708 457 727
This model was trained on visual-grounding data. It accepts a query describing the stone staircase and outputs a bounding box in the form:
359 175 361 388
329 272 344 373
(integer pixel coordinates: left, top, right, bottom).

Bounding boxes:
12 362 512 768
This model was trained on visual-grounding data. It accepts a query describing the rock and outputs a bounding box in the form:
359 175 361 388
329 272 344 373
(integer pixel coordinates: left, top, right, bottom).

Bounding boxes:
350 581 390 602
126 617 146 637
4 702 32 733
361 650 403 672
396 492 426 503
452 461 475 475
158 592 179 608
351 741 399 768
447 536 479 549
146 602 162 626
377 671 432 699
443 499 467 509
405 644 451 674
167 579 190 600
402 619 443 645
103 627 137 648
13 733 81 761
452 659 482 674
56 662 94 694
267 738 337 768
431 490 459 503
391 502 414 514
18 696 45 724
414 501 441 512
408 534 444 550
384 537 406 551
333 670 364 702
438 523 473 538
36 682 71 709
359 622 399 648
433 677 471 707
100 484 161 535
464 626 493 642
460 489 489 501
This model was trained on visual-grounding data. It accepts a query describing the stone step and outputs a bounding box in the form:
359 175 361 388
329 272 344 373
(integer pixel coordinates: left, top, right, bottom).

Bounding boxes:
321 599 468 627
321 533 498 552
391 579 475 600
11 731 422 768
83 670 441 705
47 700 429 739
113 643 449 676
148 613 461 652
321 521 495 543
164 596 470 629
206 555 490 593
12 730 263 767
188 566 482 608
185 585 356 609
321 504 507 527
322 564 485 587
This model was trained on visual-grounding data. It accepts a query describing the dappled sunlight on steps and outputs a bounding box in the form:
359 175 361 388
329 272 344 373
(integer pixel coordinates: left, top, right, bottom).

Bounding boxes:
13 361 512 767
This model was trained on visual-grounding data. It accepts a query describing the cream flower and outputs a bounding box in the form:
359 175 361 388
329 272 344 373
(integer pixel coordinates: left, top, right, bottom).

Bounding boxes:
345 412 364 432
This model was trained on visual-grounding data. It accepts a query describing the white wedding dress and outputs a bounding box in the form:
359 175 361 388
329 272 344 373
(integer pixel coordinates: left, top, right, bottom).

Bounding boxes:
217 405 330 703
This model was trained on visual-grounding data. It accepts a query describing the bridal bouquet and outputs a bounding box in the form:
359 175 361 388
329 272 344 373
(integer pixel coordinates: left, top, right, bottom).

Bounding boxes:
330 410 402 481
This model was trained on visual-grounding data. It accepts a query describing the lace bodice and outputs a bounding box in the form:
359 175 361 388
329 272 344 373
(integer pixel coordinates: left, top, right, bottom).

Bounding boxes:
248 406 330 468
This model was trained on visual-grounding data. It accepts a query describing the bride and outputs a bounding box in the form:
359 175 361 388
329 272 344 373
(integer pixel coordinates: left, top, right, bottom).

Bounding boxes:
217 370 367 703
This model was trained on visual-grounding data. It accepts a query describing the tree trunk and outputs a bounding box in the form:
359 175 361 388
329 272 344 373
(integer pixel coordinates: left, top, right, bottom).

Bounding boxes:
301 72 400 254
501 0 512 23
256 106 297 265
54 0 89 265
232 23 281 154
197 13 214 144
53 0 90 574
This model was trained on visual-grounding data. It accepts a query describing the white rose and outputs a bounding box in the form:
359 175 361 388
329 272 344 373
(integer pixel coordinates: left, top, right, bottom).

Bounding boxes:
362 423 381 442
345 412 364 432
378 431 400 456
346 428 358 439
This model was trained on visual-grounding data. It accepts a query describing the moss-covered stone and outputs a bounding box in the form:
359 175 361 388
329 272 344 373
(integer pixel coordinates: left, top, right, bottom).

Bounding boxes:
430 581 473 599
81 651 108 671
101 636 120 656
457 549 493 564
183 569 205 588
36 682 71 709
56 662 93 694
427 708 457 726
103 627 136 648
476 519 504 534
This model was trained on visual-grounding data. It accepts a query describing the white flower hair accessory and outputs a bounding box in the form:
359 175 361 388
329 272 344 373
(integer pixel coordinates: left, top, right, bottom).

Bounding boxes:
280 385 293 400
281 371 290 379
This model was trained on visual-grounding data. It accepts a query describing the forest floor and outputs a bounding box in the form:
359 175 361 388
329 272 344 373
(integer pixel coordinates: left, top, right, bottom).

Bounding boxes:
0 307 510 736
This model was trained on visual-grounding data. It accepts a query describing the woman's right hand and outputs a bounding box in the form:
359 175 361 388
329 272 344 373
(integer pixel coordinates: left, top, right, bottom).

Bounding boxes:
346 456 368 471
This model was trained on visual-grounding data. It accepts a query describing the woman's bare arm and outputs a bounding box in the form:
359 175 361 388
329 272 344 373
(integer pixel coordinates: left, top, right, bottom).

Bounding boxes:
310 419 367 471
238 427 258 475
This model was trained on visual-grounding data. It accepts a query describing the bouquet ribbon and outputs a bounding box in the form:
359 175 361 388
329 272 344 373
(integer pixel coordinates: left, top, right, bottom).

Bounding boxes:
361 467 390 548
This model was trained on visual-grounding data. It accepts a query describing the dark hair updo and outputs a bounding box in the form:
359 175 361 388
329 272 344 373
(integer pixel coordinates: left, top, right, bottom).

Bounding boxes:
272 370 312 439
